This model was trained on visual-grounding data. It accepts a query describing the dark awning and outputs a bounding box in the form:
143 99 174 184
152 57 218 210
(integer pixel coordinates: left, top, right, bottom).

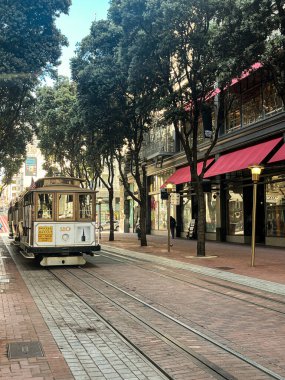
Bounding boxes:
205 137 282 178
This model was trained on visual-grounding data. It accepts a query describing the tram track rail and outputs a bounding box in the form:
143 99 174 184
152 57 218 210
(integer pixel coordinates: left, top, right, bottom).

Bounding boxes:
99 249 285 315
49 266 285 380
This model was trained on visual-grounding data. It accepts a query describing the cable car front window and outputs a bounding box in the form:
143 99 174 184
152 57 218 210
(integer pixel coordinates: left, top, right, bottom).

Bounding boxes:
58 194 74 219
37 193 53 219
79 194 93 219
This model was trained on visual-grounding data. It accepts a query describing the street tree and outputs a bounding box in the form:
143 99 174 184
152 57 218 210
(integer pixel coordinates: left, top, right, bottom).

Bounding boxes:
0 0 70 182
110 0 271 256
107 1 169 246
72 19 126 241
250 0 285 103
73 18 156 245
36 77 97 187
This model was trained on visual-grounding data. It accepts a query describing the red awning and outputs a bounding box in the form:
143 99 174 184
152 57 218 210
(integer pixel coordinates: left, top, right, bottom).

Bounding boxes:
205 137 282 178
269 143 285 163
162 159 214 187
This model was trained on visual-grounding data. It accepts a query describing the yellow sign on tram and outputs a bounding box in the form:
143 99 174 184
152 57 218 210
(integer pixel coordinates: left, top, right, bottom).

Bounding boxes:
38 226 53 242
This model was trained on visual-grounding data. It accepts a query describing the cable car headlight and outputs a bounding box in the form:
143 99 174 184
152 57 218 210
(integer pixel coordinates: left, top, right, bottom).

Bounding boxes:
62 233 69 242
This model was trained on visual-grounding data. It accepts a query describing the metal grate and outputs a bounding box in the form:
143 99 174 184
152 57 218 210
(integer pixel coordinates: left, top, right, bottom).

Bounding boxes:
7 341 44 359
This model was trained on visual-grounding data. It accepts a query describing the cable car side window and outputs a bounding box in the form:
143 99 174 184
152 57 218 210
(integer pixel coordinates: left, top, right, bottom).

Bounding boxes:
79 194 93 219
58 193 74 219
37 193 53 220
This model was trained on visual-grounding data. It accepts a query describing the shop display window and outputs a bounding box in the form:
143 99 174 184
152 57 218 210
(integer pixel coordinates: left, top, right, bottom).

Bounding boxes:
266 178 285 237
182 197 192 232
159 199 167 230
205 192 217 232
150 195 159 230
228 188 244 235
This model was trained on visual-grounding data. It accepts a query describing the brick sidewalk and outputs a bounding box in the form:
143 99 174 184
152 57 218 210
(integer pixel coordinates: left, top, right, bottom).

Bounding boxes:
0 238 74 380
101 232 285 285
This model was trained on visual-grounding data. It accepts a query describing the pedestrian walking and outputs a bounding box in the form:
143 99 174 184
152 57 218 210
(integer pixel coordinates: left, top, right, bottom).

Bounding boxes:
170 216 176 239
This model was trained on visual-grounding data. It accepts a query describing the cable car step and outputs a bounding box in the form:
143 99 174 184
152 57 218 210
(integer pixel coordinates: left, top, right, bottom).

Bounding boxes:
20 250 35 259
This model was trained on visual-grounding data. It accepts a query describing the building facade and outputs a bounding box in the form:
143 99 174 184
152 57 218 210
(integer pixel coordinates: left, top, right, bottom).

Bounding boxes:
1 139 46 211
137 67 285 247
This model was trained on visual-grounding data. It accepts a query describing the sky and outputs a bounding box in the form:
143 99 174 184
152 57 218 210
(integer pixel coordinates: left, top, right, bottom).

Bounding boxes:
56 0 110 78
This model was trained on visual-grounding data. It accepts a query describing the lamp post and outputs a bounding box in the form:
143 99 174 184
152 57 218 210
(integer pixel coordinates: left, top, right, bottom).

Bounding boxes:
248 165 264 267
166 183 174 252
97 198 103 240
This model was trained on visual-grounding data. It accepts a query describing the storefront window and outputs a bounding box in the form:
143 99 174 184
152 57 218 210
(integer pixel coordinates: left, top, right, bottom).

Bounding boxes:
159 199 167 230
182 197 192 232
228 188 244 235
150 195 170 231
205 193 217 232
150 195 159 230
266 178 285 237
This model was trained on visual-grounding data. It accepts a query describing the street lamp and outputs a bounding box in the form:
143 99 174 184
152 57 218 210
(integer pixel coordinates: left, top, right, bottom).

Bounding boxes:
166 183 174 252
248 165 264 267
97 197 103 240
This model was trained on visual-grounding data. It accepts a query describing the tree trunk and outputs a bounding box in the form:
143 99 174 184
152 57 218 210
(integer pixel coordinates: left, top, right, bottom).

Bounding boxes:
196 180 206 256
108 188 114 242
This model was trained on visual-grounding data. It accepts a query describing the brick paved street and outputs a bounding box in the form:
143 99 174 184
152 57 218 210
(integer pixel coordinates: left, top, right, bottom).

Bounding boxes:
1 232 285 379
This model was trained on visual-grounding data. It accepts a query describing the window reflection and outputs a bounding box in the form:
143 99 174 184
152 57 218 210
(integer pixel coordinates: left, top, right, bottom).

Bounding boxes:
150 195 159 230
58 194 74 219
182 197 192 232
205 193 217 232
79 194 93 219
242 86 263 126
226 95 241 132
266 178 285 237
159 199 167 231
37 193 53 219
263 82 283 116
228 188 244 235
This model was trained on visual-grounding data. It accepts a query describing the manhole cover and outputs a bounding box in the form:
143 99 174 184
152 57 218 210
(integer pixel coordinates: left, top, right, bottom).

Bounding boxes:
215 267 234 271
7 342 44 359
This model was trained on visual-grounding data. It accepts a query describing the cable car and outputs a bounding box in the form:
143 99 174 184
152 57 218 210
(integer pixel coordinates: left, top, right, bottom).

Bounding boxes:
8 176 100 266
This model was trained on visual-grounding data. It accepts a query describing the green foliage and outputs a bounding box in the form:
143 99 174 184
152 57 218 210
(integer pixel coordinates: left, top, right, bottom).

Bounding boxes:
0 0 70 182
106 0 282 254
36 78 94 182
